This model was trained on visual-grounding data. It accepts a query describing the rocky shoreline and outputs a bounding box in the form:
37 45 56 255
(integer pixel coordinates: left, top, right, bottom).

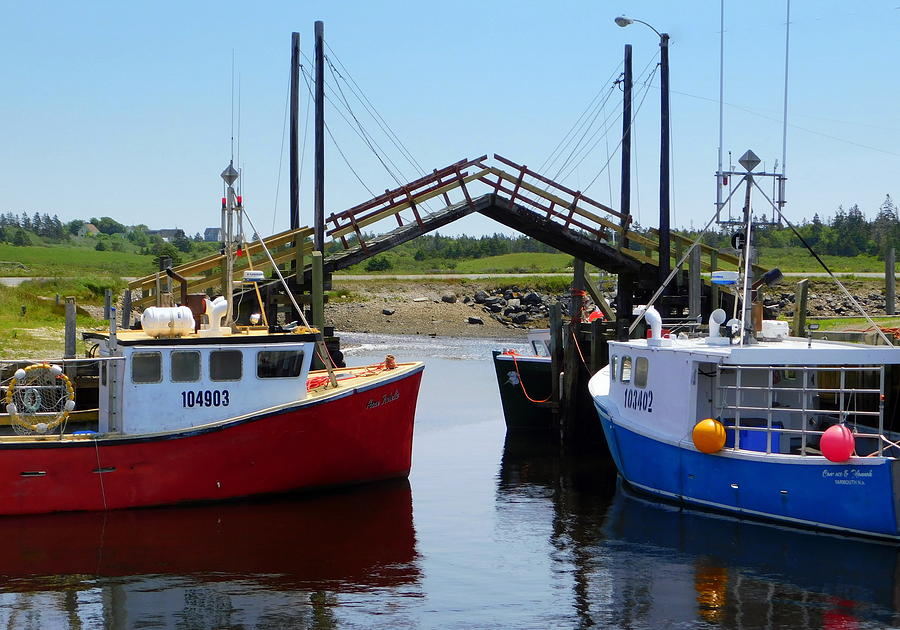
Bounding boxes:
326 278 896 339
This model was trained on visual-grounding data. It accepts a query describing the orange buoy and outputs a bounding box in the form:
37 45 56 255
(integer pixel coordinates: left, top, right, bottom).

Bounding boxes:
692 418 726 454
821 424 855 463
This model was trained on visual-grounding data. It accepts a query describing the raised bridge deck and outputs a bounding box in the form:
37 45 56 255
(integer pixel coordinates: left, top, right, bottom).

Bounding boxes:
129 154 754 311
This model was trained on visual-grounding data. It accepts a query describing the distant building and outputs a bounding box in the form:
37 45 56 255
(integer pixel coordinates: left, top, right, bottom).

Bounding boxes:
204 227 223 242
77 223 100 237
148 229 186 243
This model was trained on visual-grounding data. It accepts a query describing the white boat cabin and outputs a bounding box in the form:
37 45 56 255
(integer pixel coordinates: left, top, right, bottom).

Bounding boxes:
91 330 317 435
606 331 900 458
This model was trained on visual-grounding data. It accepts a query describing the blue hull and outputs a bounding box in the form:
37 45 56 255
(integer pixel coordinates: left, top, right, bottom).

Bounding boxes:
594 400 900 539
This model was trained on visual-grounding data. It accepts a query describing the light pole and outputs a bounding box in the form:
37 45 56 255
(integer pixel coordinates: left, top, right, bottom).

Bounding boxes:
615 16 671 298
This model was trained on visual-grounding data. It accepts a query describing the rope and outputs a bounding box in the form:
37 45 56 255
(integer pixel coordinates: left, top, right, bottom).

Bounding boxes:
570 326 592 376
94 438 108 511
503 351 551 404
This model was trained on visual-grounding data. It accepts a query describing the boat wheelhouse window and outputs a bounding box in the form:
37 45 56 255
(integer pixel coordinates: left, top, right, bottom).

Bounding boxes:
634 357 649 388
210 350 242 381
171 351 200 382
610 356 618 382
257 350 305 379
132 352 162 384
621 356 632 383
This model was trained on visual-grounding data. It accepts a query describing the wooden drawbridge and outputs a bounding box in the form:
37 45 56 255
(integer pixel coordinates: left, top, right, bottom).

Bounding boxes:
128 154 756 316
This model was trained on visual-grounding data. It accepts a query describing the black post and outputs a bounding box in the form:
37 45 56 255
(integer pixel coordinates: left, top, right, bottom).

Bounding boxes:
620 44 632 245
658 33 671 292
616 44 635 335
314 21 325 253
289 32 301 231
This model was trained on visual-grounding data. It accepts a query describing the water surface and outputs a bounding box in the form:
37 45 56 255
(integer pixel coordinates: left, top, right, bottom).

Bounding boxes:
1 333 898 628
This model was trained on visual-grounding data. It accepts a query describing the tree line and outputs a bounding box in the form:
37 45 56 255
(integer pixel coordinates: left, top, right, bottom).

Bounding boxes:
675 194 900 258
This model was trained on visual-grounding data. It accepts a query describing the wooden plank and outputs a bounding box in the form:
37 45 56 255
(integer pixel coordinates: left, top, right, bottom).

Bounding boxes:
329 169 490 240
484 167 661 252
128 227 313 291
134 243 314 309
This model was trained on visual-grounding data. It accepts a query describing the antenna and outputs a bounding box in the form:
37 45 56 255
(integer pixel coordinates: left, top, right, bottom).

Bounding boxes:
716 0 725 219
780 0 791 212
230 49 235 162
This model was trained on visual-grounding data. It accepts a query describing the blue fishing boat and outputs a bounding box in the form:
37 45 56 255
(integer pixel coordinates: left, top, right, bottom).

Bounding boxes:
589 145 900 540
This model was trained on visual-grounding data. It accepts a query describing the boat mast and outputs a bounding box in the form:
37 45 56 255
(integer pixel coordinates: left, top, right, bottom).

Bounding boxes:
221 162 240 327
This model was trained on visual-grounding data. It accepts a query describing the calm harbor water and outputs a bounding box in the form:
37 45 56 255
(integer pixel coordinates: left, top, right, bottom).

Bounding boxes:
2 333 900 628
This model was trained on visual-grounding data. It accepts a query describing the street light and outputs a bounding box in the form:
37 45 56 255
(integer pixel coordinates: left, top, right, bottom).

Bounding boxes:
615 16 671 301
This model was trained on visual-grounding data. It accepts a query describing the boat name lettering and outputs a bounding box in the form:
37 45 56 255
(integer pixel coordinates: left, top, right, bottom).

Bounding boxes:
181 389 230 408
821 468 872 485
366 390 400 410
623 388 653 413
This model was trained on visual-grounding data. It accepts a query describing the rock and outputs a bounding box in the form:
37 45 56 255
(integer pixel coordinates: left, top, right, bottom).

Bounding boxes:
463 296 471 304
441 292 457 303
490 304 503 313
507 298 521 308
522 291 542 305
382 308 395 316
484 296 506 307
468 316 484 325
474 290 489 304
504 290 514 300
512 313 529 324
413 297 429 303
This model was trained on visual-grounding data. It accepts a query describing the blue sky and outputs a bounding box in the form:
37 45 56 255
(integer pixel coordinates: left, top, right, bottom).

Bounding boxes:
4 1 900 238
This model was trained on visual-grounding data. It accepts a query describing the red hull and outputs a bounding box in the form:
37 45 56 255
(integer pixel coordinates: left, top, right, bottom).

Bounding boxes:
0 367 423 515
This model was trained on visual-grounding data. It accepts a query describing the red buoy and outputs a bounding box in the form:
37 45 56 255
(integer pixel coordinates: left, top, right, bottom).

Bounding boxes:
821 424 855 463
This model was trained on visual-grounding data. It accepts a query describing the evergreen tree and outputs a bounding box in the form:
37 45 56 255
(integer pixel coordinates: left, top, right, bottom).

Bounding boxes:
873 194 899 257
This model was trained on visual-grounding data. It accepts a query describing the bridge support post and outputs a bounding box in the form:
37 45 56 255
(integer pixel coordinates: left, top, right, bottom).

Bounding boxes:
549 303 563 425
64 297 76 359
311 251 325 332
887 247 895 316
709 250 719 311
689 246 701 319
792 278 808 336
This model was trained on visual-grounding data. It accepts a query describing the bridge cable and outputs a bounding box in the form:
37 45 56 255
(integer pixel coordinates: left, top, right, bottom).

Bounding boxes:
560 54 659 185
579 62 660 195
300 67 378 198
538 59 623 174
325 42 428 177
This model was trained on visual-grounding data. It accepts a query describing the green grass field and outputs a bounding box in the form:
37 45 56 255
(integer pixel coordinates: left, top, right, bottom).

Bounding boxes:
758 247 891 274
0 243 155 277
0 281 108 358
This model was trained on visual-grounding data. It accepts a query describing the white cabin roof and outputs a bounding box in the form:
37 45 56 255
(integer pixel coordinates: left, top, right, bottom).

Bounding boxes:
608 336 900 366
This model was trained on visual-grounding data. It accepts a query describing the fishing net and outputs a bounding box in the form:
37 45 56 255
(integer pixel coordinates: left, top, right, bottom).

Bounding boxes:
4 363 75 435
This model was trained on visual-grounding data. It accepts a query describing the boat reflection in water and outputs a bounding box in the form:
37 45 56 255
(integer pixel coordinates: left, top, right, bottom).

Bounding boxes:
0 480 419 628
498 433 900 628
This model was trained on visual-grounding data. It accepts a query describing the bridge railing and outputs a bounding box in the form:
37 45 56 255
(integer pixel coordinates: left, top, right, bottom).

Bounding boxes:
127 227 313 309
319 154 755 276
325 156 492 250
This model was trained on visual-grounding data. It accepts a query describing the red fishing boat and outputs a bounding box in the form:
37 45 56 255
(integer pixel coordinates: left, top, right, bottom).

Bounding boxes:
0 163 424 515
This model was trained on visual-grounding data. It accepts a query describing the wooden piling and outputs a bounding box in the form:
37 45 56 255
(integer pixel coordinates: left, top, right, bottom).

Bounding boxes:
886 247 895 316
311 250 325 331
122 290 132 330
709 250 719 310
104 289 112 320
561 321 580 441
688 246 701 319
793 278 808 336
549 303 563 420
64 297 76 359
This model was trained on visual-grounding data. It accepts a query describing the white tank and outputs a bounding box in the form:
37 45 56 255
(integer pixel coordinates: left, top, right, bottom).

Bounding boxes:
141 306 195 338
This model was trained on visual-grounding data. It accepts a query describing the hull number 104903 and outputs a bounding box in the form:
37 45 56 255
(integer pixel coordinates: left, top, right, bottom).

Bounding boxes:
181 390 231 408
